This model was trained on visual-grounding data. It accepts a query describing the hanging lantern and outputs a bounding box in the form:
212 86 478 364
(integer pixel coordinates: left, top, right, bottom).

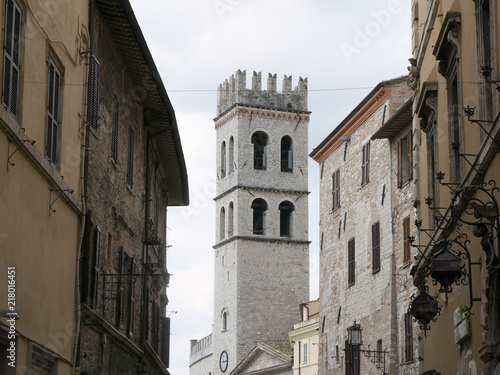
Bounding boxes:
409 290 440 326
430 245 462 288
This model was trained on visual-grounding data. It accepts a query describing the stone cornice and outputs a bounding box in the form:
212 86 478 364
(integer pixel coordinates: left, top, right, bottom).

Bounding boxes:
214 104 311 129
214 184 309 201
311 87 391 164
213 235 311 249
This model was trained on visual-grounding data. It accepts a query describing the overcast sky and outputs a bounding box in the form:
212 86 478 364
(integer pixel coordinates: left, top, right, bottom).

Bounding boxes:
127 1 412 374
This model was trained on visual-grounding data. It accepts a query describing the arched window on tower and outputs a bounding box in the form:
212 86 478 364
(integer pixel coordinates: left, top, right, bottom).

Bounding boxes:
220 207 226 240
228 202 234 237
251 132 268 170
281 136 293 172
222 310 228 331
279 201 294 237
221 141 226 178
251 198 267 235
228 136 234 174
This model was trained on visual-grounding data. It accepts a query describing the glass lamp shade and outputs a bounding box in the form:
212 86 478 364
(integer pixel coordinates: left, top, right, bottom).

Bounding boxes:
430 246 461 287
347 323 362 346
410 290 439 325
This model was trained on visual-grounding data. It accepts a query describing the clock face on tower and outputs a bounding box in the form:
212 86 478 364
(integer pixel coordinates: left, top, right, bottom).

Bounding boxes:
220 350 228 372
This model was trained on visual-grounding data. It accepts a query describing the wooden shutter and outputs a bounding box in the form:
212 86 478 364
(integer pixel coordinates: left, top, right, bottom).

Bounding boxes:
127 259 136 337
405 313 414 362
127 124 134 187
91 226 101 310
361 142 370 185
403 217 411 264
80 212 92 304
397 138 403 187
46 61 60 164
111 95 119 162
348 238 355 285
116 248 125 328
332 169 340 210
89 55 100 132
2 0 21 116
407 131 413 181
372 222 380 272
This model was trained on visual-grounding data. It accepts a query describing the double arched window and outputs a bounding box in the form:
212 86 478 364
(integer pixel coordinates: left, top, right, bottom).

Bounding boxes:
251 132 268 170
279 201 294 237
251 198 267 235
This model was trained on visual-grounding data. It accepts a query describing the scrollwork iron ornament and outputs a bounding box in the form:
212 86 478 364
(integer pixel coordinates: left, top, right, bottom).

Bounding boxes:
408 284 442 334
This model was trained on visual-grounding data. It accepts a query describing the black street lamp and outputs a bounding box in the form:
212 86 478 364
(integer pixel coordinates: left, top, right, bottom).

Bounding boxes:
430 245 462 291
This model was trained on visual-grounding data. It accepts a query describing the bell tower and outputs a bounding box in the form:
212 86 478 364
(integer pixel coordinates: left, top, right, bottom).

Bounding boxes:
212 70 310 374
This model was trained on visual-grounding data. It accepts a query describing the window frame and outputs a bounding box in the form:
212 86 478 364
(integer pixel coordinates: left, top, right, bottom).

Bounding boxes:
332 169 340 211
279 201 294 237
2 0 22 118
281 135 293 172
403 216 411 265
348 238 355 286
361 141 370 186
405 313 414 363
126 124 134 188
111 94 119 163
372 222 380 273
398 131 413 187
45 58 62 167
220 141 226 178
251 198 267 235
89 55 100 132
251 131 268 170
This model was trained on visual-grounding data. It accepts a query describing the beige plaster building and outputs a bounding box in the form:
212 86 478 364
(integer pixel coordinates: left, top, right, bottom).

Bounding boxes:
407 0 500 374
288 300 319 375
311 77 417 375
0 0 89 373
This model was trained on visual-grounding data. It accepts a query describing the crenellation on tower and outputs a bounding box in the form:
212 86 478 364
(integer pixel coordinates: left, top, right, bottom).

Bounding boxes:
252 71 261 90
267 73 277 92
216 69 308 116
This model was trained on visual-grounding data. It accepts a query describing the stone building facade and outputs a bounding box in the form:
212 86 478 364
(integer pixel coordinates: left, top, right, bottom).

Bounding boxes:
190 70 310 375
78 2 189 375
311 76 416 375
407 0 500 374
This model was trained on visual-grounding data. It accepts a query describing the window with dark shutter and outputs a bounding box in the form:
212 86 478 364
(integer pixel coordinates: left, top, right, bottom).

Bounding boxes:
251 131 268 170
46 60 61 165
91 226 101 310
111 95 119 163
279 201 294 237
251 198 267 235
403 216 411 264
89 55 100 132
126 124 134 187
372 222 380 272
332 169 340 211
2 0 21 117
115 247 125 328
127 259 136 338
281 136 293 172
398 131 413 187
348 238 355 286
80 213 92 304
221 141 226 178
361 142 370 186
345 340 360 375
405 313 414 362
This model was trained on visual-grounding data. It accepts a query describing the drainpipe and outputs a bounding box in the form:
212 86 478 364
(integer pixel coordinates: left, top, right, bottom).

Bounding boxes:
72 1 95 374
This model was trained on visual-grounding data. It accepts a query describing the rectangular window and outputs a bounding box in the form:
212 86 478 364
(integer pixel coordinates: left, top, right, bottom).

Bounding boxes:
111 95 119 163
127 259 136 338
332 169 340 211
115 247 125 328
372 222 380 272
403 216 411 264
348 238 355 286
303 343 308 363
376 339 383 366
398 131 413 187
405 313 414 362
89 55 100 132
126 124 134 187
45 60 61 166
361 142 370 186
2 0 21 117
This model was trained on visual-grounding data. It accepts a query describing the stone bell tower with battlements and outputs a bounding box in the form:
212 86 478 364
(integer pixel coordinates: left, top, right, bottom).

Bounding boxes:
210 70 310 375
